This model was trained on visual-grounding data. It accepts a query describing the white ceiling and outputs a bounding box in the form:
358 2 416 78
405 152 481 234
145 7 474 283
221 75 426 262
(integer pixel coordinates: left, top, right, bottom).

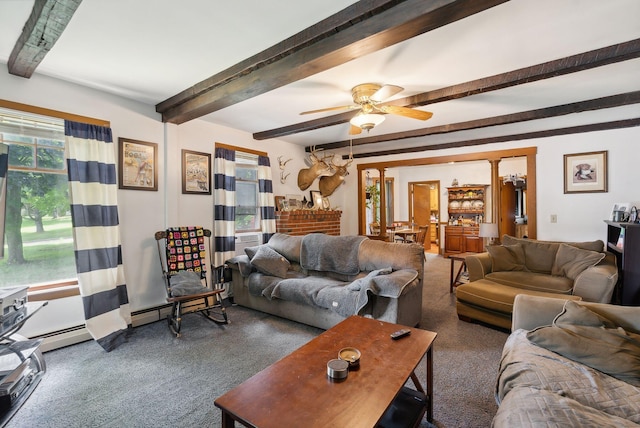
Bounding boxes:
1 0 639 156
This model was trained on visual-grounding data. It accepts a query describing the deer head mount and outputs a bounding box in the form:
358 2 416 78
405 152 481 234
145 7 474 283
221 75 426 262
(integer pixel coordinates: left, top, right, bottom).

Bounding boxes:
297 147 332 191
319 155 353 197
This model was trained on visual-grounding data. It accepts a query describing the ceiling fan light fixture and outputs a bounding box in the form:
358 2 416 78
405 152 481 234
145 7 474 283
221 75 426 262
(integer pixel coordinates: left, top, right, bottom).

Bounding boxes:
350 113 385 131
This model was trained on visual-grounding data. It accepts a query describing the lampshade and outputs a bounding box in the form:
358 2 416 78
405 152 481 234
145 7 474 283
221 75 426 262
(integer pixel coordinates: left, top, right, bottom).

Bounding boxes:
478 223 499 239
350 113 385 131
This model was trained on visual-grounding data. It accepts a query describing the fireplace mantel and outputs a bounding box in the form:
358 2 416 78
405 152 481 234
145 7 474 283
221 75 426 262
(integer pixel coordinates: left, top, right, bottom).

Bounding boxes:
275 210 341 236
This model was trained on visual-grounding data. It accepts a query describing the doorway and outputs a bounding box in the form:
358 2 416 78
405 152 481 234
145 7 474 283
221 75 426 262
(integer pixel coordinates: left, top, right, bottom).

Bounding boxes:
409 181 439 254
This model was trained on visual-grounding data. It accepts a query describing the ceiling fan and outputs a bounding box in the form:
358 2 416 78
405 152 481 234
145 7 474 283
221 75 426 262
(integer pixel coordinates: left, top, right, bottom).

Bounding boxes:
300 83 433 135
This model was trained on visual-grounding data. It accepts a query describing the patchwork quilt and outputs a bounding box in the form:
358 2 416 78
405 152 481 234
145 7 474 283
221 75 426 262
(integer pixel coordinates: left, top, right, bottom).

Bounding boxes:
165 226 207 279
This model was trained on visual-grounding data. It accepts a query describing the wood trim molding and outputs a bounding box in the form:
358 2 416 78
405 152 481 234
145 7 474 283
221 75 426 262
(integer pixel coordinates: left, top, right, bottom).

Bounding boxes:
357 147 538 239
214 142 268 158
0 99 110 127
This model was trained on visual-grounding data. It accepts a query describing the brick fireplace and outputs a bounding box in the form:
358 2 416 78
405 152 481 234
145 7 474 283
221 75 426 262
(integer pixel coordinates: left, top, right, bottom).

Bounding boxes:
275 210 342 236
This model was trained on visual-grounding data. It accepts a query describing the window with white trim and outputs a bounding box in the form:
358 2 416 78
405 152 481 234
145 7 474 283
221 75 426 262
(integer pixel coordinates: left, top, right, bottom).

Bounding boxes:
0 108 75 288
235 152 260 232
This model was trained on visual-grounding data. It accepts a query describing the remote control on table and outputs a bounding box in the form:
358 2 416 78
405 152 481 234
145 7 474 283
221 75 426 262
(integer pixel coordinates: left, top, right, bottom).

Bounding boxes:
390 329 411 340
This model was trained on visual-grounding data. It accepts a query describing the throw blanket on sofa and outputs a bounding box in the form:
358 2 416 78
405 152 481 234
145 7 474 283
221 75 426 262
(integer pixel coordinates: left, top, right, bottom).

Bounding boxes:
270 268 418 317
494 330 640 427
300 234 367 275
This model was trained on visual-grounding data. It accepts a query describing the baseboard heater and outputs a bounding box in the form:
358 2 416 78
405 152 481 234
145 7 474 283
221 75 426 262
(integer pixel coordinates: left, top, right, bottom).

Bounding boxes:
34 304 174 352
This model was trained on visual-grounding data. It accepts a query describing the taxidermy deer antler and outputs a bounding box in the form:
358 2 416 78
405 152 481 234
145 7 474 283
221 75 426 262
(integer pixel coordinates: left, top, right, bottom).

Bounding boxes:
297 147 331 191
319 154 353 197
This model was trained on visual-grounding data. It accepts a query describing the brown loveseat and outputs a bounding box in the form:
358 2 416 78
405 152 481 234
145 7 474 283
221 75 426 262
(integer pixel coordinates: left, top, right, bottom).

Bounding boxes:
455 235 618 329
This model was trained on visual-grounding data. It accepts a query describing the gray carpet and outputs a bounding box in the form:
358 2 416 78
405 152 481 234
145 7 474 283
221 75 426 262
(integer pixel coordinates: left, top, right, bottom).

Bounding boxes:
7 254 508 428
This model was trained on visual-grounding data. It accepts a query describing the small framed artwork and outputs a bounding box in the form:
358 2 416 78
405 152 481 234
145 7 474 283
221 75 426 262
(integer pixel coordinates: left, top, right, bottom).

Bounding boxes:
286 194 303 210
118 138 158 191
182 149 211 195
563 150 607 194
630 206 638 223
310 191 323 209
322 197 331 210
274 196 285 211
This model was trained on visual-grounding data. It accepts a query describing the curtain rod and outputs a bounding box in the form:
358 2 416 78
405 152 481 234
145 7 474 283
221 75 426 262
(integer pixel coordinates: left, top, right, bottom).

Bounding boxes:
0 99 110 127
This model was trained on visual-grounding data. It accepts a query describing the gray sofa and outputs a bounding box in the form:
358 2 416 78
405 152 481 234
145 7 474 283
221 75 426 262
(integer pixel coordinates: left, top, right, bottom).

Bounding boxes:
226 233 425 330
494 294 640 427
456 235 618 329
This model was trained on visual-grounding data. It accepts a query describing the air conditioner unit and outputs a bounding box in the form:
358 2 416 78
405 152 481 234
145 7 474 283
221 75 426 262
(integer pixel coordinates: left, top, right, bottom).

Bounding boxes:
235 233 261 256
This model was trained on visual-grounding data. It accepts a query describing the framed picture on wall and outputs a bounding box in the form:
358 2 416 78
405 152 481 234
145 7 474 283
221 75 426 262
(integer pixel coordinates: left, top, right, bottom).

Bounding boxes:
563 150 607 194
182 149 211 195
118 138 158 191
310 191 323 209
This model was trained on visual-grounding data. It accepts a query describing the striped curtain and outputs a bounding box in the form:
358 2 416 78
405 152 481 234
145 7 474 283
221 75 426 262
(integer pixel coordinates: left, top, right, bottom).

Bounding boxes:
0 144 7 258
213 147 236 269
65 120 131 352
258 155 276 243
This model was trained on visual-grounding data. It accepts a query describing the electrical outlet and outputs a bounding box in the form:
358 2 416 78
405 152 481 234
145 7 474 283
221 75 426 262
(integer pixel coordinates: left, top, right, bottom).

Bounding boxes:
550 214 557 223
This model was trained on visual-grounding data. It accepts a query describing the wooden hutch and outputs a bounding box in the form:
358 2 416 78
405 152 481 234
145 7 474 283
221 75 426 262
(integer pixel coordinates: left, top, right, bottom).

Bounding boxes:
444 185 488 256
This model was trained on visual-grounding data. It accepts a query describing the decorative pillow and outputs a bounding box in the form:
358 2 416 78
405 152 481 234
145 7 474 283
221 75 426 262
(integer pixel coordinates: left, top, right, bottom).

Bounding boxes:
551 243 605 280
527 301 640 386
244 245 261 260
486 244 528 272
249 245 290 278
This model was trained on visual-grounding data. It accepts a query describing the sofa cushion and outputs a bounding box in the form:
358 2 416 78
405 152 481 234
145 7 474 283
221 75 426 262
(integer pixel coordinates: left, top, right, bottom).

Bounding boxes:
501 236 605 274
456 279 580 315
487 244 527 272
486 271 574 294
248 245 290 278
551 243 605 280
267 233 303 263
527 300 640 387
501 236 559 273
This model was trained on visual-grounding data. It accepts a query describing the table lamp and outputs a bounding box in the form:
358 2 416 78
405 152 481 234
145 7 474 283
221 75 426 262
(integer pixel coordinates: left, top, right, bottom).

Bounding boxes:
479 223 499 247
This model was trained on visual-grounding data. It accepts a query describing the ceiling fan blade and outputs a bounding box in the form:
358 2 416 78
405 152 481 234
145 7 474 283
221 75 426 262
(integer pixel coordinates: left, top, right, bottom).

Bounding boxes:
370 85 404 102
379 105 433 121
348 124 363 135
300 105 360 115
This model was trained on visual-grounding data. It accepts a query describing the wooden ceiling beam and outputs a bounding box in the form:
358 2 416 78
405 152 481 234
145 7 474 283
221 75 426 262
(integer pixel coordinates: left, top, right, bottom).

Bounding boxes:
255 38 640 140
316 91 640 151
156 0 508 124
347 118 640 159
8 0 82 78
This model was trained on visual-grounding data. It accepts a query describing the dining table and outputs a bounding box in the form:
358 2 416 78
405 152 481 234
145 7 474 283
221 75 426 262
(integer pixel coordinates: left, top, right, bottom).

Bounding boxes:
394 227 420 242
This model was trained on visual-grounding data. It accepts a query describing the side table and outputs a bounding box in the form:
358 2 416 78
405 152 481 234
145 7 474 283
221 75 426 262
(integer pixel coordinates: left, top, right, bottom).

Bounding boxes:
448 252 476 293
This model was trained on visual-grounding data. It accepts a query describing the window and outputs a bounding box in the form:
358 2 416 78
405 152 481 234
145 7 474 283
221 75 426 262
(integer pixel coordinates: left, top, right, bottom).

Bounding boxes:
0 108 76 288
235 153 260 232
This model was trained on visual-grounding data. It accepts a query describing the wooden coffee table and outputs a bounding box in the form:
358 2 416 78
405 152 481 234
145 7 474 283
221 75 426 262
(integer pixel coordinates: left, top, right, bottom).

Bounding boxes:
214 316 437 427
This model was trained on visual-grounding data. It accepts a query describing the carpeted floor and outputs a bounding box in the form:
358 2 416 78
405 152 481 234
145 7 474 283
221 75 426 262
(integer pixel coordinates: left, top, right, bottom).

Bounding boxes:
7 254 508 428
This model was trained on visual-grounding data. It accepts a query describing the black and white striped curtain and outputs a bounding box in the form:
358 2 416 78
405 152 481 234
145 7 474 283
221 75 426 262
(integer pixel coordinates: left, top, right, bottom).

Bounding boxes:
257 155 276 243
213 147 236 268
65 120 131 352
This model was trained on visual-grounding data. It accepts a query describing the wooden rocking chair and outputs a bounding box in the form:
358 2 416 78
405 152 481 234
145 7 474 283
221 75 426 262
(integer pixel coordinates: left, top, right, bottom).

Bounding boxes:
155 227 228 337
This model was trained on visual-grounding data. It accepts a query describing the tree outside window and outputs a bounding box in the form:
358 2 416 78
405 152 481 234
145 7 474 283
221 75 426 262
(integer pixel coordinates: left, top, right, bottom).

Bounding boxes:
0 111 76 288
